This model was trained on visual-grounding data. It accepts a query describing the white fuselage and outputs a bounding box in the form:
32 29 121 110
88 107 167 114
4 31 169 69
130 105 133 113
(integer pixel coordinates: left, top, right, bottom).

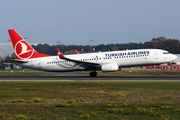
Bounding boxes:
16 49 177 72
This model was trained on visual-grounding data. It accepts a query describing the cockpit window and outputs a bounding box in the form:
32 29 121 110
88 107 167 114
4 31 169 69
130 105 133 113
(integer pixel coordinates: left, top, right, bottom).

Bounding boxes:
163 52 169 54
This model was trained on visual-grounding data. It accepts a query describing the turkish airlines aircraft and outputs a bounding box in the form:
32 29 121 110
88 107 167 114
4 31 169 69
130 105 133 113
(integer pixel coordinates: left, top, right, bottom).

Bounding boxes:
8 29 177 77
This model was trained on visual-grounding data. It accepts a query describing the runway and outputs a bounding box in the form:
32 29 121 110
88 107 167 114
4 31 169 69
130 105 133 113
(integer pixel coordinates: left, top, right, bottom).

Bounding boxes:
0 76 180 81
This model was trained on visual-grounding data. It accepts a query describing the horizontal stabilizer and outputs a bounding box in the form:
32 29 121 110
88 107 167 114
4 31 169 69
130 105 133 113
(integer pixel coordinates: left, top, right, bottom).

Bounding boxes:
7 59 28 63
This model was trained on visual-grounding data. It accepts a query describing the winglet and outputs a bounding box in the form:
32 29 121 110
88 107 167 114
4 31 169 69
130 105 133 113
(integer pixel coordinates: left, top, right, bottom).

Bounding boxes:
54 47 66 59
74 49 79 54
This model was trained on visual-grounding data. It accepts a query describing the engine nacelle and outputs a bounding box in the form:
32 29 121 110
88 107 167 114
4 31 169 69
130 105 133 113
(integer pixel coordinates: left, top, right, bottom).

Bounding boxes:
101 62 119 72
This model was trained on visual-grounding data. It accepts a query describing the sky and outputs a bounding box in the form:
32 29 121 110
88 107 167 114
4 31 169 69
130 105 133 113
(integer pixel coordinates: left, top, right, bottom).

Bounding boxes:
1 0 180 46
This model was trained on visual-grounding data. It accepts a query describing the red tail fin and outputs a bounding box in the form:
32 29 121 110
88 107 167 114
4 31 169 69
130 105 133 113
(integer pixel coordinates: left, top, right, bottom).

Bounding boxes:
8 29 52 60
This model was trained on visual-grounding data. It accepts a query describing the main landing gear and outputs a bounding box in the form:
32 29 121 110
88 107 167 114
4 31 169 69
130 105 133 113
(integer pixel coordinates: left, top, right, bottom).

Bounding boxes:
89 71 97 77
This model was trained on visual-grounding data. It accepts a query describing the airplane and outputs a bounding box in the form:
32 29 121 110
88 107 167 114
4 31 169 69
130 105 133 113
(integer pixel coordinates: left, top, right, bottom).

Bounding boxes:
8 29 177 77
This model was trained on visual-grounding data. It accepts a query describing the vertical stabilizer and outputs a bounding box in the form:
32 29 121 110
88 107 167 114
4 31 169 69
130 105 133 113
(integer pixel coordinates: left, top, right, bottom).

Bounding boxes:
8 29 52 60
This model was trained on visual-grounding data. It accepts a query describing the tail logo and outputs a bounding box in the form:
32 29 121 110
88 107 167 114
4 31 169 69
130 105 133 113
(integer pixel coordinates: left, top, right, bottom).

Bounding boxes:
15 40 34 59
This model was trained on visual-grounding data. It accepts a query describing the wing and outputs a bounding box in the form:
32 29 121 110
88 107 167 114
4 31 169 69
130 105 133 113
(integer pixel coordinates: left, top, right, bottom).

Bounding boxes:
54 47 100 69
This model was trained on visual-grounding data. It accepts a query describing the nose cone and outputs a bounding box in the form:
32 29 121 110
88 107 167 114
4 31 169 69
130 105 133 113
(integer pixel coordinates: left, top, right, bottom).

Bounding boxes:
172 54 177 61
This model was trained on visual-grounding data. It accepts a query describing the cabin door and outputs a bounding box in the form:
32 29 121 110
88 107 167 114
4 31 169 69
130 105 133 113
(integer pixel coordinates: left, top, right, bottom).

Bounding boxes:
154 51 159 59
38 60 42 68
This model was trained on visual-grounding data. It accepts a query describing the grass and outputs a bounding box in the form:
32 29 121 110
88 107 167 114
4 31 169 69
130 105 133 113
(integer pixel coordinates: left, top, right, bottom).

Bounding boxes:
0 81 180 120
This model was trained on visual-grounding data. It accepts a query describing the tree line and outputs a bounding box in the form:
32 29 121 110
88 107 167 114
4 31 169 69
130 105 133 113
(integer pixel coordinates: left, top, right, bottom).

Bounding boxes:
31 37 180 55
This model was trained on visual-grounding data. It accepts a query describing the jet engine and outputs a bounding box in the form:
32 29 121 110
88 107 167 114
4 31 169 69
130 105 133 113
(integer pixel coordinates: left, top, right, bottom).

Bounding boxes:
101 62 119 72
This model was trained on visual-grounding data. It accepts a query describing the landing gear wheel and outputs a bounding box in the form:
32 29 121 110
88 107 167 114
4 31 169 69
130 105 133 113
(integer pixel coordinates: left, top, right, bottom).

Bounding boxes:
89 72 97 77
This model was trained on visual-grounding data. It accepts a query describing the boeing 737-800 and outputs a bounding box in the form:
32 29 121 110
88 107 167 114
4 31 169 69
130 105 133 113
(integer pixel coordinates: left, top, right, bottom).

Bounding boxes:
8 29 177 77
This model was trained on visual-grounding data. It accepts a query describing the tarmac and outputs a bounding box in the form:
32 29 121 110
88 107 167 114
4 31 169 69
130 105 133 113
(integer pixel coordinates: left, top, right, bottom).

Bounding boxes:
0 75 180 81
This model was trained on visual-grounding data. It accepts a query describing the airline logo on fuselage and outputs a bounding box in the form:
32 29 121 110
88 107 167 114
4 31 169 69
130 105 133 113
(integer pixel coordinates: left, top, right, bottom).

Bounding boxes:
105 51 149 57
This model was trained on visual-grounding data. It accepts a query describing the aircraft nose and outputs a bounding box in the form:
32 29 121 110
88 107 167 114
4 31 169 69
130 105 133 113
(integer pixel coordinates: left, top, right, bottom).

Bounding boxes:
172 54 177 60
